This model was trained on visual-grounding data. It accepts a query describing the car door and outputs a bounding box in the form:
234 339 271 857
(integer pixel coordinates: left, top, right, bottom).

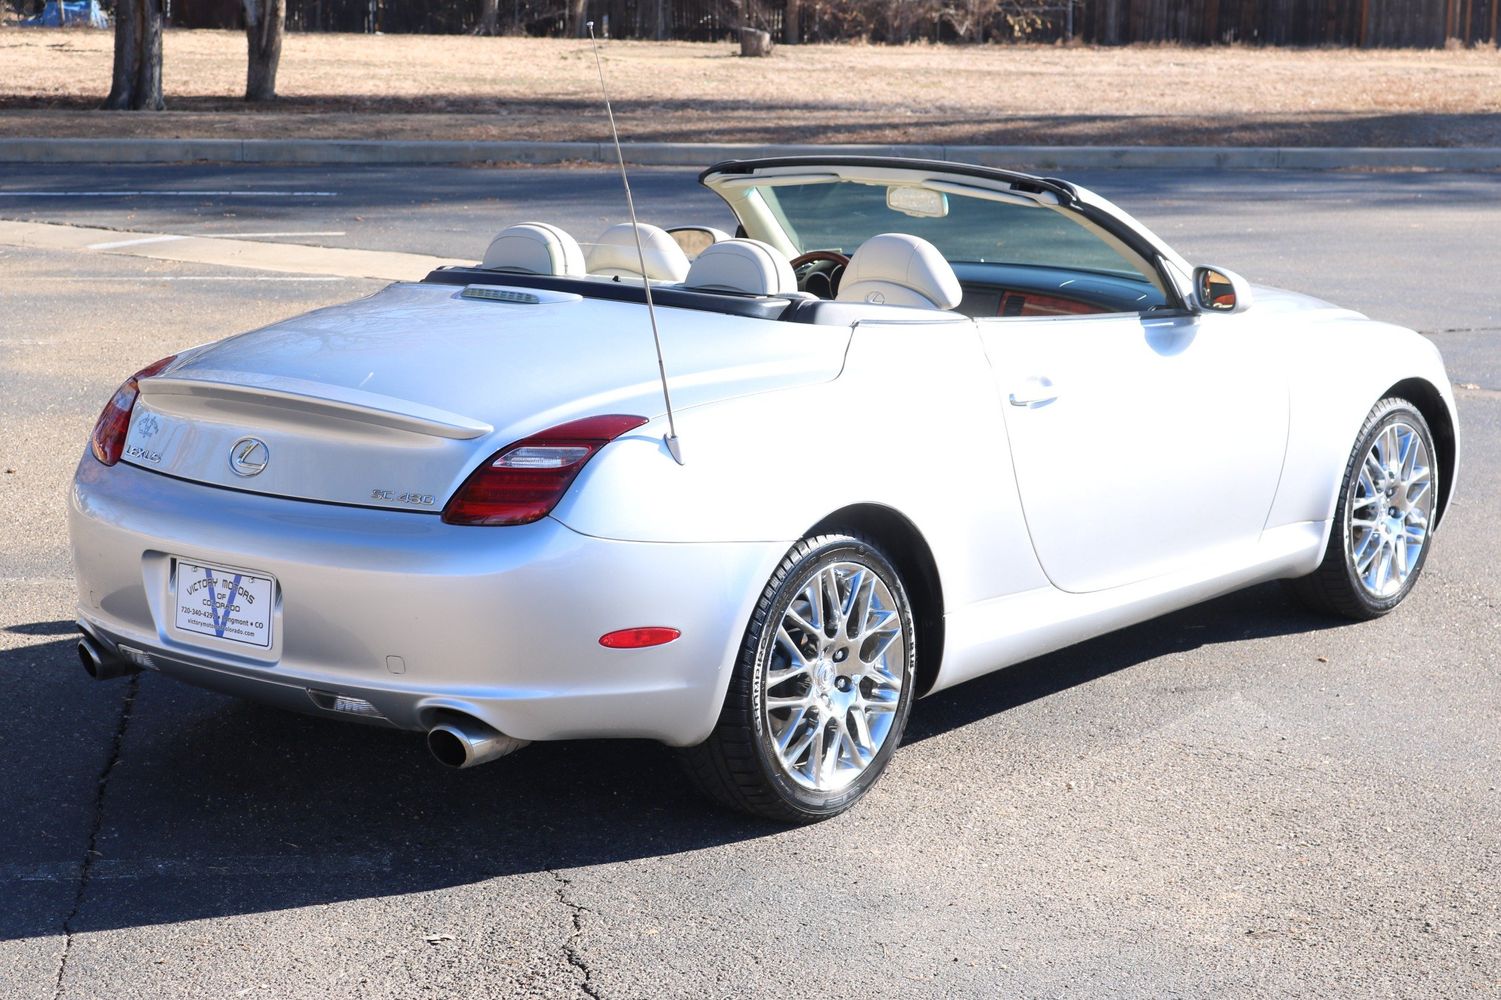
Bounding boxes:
979 309 1289 594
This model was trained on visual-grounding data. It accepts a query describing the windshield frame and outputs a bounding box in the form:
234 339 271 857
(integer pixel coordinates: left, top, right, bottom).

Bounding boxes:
700 156 1191 312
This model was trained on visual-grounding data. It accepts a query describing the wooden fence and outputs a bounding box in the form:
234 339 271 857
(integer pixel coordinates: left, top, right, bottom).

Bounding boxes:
164 0 1501 46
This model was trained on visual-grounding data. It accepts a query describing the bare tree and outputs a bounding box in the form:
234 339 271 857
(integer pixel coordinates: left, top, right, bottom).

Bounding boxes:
476 0 500 35
105 0 164 110
242 0 286 102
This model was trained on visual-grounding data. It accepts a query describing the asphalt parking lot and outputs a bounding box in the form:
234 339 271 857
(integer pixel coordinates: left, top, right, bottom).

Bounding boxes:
1 164 1498 999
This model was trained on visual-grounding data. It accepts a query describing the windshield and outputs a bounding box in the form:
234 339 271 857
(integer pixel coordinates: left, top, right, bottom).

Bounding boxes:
754 180 1155 283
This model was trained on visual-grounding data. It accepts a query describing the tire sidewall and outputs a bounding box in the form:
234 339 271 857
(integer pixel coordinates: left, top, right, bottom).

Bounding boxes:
1337 401 1437 616
745 536 917 820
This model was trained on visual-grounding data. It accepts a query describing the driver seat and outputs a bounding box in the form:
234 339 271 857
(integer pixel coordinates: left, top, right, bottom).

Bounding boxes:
835 233 962 310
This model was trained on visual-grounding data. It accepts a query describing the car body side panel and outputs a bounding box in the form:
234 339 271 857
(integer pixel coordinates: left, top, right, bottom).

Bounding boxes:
1261 311 1459 538
935 520 1326 693
982 309 1290 594
552 316 1051 612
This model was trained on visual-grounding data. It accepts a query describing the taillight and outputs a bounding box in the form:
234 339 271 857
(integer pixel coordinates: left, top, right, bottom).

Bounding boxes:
442 414 648 526
89 355 178 466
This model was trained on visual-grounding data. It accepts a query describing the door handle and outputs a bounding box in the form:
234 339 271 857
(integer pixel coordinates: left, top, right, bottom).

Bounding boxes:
1008 376 1059 407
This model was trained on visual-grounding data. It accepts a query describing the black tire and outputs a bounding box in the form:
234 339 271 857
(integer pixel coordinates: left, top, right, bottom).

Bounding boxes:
1284 397 1438 620
681 533 918 824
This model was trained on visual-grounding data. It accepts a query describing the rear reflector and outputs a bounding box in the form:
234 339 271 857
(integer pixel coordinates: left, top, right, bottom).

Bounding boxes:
115 645 158 671
599 627 681 649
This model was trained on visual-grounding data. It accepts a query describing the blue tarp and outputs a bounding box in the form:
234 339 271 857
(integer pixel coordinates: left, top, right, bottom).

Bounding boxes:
20 1 110 28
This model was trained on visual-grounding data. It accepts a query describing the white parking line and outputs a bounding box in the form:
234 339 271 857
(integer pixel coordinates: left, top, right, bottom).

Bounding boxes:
0 190 338 197
0 219 464 281
86 234 187 250
86 231 346 250
204 231 348 239
52 276 349 282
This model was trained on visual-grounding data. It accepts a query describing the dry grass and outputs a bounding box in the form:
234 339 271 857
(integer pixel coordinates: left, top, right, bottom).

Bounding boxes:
3 30 1501 145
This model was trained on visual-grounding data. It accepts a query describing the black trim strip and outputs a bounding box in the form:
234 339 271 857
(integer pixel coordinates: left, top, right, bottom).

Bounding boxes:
420 267 795 321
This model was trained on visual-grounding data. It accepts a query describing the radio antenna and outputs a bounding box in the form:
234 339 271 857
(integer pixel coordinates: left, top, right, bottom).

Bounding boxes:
586 21 683 465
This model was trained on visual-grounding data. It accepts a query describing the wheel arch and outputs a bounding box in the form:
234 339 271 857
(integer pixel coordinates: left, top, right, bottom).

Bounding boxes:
806 503 946 697
1384 377 1457 529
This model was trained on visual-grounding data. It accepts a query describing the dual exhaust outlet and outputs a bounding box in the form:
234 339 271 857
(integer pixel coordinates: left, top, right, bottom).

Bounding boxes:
78 633 139 681
78 629 526 769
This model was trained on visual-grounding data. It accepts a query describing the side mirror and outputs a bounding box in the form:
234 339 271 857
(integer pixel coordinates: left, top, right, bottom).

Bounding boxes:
1191 265 1253 314
666 226 729 260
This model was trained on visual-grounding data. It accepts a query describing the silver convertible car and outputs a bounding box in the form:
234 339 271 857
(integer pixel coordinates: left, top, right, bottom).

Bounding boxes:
70 156 1459 822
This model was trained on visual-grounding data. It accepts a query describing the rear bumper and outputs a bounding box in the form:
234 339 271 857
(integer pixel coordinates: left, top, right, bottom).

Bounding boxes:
69 457 786 746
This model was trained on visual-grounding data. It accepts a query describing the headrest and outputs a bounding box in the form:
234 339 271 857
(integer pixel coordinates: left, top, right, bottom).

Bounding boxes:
481 223 586 276
683 239 797 296
835 233 962 310
586 223 691 283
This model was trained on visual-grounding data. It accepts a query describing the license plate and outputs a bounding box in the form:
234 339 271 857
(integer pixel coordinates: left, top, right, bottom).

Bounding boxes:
173 560 275 648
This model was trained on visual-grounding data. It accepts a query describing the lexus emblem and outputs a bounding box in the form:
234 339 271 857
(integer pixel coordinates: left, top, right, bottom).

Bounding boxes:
228 437 270 477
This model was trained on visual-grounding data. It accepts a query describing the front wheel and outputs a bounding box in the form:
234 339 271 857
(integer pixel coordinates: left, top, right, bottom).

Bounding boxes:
1285 397 1438 620
682 534 917 823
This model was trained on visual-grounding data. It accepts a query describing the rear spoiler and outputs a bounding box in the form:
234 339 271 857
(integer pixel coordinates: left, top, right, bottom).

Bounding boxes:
140 373 494 441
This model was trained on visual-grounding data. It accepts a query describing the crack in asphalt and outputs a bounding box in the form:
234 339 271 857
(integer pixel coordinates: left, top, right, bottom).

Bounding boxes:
549 869 601 1000
52 672 139 1000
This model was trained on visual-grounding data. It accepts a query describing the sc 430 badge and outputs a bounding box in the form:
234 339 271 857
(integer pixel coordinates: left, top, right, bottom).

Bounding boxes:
371 489 436 506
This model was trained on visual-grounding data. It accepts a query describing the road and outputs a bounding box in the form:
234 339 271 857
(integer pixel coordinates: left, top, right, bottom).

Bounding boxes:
1 164 1498 1000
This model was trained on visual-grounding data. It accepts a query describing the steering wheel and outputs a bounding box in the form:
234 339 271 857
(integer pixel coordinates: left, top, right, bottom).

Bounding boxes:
790 250 851 299
790 250 850 270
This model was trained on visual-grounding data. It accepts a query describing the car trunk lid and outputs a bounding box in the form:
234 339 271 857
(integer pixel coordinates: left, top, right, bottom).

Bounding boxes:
121 281 850 512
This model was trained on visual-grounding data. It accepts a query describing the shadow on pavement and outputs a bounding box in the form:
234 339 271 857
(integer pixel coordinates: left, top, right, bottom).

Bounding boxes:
0 580 1340 940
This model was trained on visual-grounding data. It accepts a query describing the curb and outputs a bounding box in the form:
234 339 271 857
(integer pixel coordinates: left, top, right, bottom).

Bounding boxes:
3 138 1501 170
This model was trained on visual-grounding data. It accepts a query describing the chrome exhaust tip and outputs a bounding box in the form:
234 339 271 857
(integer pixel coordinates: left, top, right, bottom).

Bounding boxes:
426 713 529 769
78 634 139 681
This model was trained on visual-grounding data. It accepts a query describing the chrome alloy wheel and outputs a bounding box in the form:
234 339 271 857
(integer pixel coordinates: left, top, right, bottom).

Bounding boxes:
1347 419 1434 599
761 561 905 793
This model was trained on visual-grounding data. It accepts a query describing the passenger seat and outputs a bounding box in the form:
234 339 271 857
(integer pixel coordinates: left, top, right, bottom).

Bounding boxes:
835 233 962 310
481 223 587 276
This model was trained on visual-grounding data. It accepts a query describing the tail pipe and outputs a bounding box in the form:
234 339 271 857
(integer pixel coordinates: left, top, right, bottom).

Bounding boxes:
77 633 139 681
426 712 529 769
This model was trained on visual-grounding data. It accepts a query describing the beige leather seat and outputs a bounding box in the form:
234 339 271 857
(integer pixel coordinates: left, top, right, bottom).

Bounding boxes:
586 223 691 283
835 233 962 310
682 239 798 296
481 223 587 276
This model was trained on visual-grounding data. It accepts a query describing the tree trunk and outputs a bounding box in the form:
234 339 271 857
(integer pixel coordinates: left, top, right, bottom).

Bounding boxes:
783 0 800 42
476 0 499 35
242 0 285 102
568 0 588 36
739 26 772 55
105 0 164 111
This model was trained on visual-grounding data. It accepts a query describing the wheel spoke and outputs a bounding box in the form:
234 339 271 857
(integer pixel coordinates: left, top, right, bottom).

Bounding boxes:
773 625 810 667
848 708 876 754
838 719 866 766
775 706 811 753
819 569 841 637
816 721 839 784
